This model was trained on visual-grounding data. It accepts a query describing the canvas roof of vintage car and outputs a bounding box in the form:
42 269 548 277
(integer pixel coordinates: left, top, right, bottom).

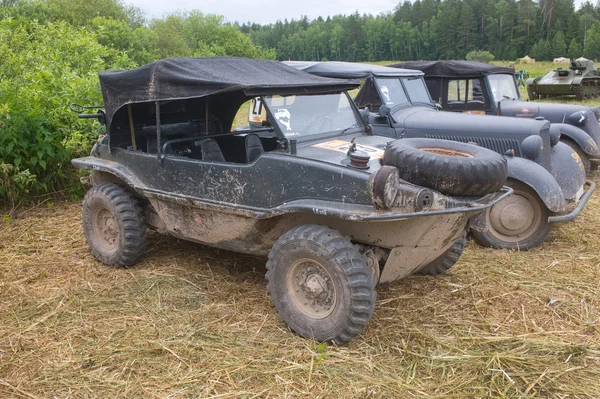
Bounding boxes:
284 61 422 79
98 57 360 128
390 61 514 78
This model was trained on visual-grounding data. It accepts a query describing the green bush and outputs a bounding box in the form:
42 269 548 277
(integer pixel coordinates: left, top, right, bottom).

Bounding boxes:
0 18 134 204
466 50 495 63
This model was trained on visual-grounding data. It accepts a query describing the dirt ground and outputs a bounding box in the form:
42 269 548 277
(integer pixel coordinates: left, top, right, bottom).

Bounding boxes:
1 174 600 398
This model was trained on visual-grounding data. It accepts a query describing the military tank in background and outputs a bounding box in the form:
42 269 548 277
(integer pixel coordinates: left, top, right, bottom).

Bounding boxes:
527 58 600 101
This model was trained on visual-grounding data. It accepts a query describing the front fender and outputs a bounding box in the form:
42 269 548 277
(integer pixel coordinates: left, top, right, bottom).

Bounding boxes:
553 123 600 157
506 157 567 213
550 142 587 200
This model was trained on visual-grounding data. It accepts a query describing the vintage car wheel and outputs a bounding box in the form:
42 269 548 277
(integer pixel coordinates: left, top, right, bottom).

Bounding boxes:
471 180 551 250
82 183 147 267
560 138 591 175
414 234 466 275
383 138 507 196
266 225 375 344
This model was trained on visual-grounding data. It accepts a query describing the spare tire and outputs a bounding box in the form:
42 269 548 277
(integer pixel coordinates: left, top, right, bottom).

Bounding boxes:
383 138 507 196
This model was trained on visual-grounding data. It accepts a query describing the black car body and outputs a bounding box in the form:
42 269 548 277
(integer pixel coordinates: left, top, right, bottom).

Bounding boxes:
72 57 509 344
392 60 600 170
279 61 594 250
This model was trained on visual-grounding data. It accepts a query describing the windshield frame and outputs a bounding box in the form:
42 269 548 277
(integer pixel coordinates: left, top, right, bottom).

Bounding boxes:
261 91 366 143
487 74 521 102
373 76 435 111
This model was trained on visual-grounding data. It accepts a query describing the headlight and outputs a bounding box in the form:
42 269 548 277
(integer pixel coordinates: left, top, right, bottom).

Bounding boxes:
549 125 561 147
521 135 543 160
372 166 400 209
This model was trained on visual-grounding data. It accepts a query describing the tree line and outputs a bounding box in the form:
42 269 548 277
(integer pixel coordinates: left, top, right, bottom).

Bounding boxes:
242 0 600 62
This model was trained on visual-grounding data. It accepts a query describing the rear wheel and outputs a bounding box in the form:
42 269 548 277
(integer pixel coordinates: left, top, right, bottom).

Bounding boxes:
471 180 551 250
415 234 466 275
266 225 375 344
82 183 147 267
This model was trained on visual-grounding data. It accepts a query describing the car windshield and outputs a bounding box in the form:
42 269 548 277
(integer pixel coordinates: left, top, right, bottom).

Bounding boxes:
488 74 519 101
376 77 432 107
263 93 359 138
376 78 409 107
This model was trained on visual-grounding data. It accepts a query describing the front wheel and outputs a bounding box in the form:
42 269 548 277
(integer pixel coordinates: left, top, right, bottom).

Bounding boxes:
471 180 551 250
266 225 375 344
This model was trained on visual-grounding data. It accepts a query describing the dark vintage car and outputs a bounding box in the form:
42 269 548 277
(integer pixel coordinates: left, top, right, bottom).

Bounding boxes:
72 57 509 344
392 60 600 173
267 61 595 251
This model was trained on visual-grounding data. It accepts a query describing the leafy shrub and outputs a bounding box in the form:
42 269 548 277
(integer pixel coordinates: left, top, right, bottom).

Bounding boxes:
466 50 495 63
0 18 134 205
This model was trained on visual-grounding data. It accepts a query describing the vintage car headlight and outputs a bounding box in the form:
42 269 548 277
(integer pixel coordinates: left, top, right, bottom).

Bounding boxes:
549 125 561 147
521 135 544 160
372 166 400 209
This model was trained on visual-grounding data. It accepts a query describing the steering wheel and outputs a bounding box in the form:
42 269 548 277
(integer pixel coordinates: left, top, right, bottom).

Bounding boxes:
302 115 334 134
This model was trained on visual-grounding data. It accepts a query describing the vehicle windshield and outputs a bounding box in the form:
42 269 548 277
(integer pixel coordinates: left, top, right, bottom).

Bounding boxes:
376 78 409 107
488 74 519 101
402 77 432 104
376 77 432 108
263 93 360 138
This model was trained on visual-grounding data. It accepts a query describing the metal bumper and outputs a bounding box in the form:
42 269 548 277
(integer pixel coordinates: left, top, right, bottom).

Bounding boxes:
548 180 596 223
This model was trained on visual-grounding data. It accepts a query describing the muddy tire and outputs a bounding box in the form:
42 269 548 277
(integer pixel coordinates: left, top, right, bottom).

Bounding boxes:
471 180 551 250
266 225 375 344
383 138 507 196
561 138 591 175
82 183 147 267
415 234 466 275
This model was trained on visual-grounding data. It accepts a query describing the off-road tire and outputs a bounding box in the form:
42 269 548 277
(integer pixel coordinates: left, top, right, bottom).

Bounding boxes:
471 180 551 250
266 225 375 345
415 234 466 275
82 183 147 267
383 138 507 196
561 138 591 175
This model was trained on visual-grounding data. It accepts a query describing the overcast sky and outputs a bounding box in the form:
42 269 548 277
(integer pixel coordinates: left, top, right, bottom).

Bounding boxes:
125 0 400 24
125 0 588 25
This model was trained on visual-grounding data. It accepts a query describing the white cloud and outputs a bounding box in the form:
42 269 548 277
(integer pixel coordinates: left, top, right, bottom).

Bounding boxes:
125 0 400 24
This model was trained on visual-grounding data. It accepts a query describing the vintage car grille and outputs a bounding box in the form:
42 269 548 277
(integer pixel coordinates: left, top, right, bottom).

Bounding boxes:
424 135 522 157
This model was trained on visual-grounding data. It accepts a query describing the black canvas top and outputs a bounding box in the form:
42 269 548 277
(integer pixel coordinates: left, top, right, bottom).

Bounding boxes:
284 61 423 79
99 57 359 128
389 61 514 78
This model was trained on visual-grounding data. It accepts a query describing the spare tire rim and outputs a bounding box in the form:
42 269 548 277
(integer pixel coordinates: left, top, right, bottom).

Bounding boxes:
93 207 119 250
287 258 336 319
418 148 475 158
486 190 542 243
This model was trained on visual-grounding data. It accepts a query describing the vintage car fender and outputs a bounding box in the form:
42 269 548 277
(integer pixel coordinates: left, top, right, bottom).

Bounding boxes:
550 141 588 200
505 156 567 213
552 123 600 157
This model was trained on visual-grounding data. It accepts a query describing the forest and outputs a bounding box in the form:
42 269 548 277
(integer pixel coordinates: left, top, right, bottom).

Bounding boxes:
245 0 600 62
1 0 600 204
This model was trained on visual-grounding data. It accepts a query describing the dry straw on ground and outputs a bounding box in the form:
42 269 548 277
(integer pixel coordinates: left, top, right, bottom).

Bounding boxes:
1 174 599 398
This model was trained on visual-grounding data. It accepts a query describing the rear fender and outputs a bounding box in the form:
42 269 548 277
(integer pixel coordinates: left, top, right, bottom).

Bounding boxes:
71 156 148 194
506 157 566 213
554 123 600 157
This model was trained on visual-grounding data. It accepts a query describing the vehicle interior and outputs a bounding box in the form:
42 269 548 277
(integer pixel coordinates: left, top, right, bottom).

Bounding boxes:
107 93 282 164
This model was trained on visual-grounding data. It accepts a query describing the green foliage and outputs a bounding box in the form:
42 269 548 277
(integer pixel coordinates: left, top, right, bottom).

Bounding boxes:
584 21 600 60
0 18 133 204
466 50 495 63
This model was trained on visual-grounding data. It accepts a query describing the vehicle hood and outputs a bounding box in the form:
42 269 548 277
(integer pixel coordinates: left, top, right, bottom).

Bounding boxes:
295 134 391 172
499 100 593 123
396 107 549 140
